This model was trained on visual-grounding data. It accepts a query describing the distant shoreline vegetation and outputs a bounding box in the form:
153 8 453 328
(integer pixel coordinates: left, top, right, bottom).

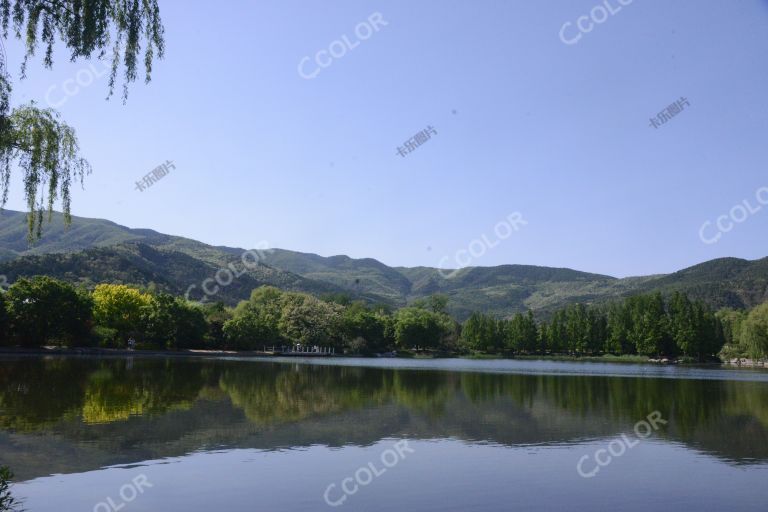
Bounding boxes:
0 276 766 363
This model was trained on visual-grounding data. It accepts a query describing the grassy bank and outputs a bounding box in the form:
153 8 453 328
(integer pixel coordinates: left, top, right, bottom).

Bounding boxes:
0 346 736 367
462 353 654 363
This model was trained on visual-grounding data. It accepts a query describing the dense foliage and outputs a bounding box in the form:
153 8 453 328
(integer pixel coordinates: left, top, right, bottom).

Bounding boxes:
221 287 457 353
460 292 727 360
0 277 758 362
4 275 92 346
0 278 457 353
718 302 768 360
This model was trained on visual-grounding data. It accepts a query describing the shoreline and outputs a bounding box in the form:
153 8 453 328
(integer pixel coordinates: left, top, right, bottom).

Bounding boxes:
0 346 282 359
0 346 765 368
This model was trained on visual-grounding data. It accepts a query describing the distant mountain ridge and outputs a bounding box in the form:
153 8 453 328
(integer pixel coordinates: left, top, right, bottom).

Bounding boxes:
1 209 766 319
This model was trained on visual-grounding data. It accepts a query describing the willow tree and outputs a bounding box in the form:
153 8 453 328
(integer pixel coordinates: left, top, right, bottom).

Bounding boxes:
0 0 165 240
742 302 768 360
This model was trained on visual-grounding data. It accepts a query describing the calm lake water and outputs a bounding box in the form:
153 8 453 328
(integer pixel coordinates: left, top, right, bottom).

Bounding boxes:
1 356 767 511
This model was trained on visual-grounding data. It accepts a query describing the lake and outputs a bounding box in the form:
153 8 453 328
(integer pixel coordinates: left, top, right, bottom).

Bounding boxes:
1 355 767 511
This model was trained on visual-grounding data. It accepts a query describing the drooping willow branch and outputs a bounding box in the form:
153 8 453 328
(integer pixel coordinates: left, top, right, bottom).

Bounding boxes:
0 0 164 241
1 98 91 242
2 0 165 101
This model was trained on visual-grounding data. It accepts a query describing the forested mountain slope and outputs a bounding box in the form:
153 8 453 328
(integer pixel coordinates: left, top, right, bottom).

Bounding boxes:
1 210 766 318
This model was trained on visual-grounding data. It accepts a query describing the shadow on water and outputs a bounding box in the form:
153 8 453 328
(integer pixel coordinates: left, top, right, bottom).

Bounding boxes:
0 356 767 479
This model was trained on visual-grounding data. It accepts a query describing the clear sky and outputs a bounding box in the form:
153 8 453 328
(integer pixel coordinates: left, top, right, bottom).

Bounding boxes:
4 0 768 277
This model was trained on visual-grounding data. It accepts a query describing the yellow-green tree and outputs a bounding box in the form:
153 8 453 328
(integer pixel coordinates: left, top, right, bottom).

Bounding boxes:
92 284 151 338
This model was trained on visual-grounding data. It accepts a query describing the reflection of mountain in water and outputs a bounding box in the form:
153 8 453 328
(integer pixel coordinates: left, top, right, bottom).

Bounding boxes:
1 356 767 480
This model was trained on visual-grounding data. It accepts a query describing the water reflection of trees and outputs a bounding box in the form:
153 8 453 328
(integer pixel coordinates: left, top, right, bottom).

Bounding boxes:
0 357 767 464
218 364 389 425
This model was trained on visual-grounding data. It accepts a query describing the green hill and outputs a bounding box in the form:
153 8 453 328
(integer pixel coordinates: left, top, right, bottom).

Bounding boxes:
0 209 766 318
0 242 352 305
258 249 413 303
633 257 768 310
0 209 165 257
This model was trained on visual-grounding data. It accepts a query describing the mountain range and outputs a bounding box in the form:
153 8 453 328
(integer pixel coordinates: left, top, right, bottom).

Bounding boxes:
1 209 766 319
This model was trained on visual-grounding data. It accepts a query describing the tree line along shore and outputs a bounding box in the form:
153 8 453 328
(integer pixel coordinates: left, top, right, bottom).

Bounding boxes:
0 276 766 362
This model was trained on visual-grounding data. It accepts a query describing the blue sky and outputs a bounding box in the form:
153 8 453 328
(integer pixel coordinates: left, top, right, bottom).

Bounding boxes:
3 0 768 277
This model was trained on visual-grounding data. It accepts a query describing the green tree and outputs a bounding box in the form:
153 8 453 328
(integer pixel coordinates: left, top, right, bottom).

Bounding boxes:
667 292 724 360
92 284 151 341
460 312 487 351
223 287 284 350
245 286 285 319
606 302 633 354
718 308 746 346
223 314 277 350
0 0 165 239
741 302 768 360
223 308 281 350
524 311 540 352
202 302 233 349
501 311 538 353
669 292 698 357
627 293 671 357
717 308 748 358
173 302 207 349
548 309 568 354
694 301 724 360
143 293 207 349
564 304 591 354
339 302 393 354
1 106 91 241
394 307 450 350
537 321 550 354
427 294 449 314
459 312 502 352
278 292 344 347
5 276 92 346
586 308 606 354
142 293 177 346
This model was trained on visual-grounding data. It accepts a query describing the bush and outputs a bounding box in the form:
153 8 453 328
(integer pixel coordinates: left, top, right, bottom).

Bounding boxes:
0 466 21 512
92 325 120 347
346 336 368 355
